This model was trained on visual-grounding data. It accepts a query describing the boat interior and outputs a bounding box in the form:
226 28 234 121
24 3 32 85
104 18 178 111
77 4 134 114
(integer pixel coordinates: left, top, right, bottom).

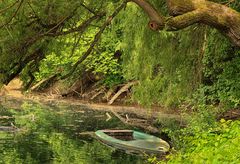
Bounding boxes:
103 130 134 141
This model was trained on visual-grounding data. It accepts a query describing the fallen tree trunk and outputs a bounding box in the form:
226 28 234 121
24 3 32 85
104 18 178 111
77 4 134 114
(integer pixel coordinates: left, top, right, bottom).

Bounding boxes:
30 74 59 91
108 81 138 105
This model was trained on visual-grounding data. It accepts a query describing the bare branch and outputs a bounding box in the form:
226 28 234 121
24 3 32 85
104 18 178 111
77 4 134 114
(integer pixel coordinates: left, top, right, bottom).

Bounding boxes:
80 3 97 15
130 0 165 30
45 13 105 37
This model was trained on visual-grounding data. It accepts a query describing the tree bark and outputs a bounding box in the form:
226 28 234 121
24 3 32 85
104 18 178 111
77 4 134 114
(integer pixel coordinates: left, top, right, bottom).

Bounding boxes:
130 0 240 47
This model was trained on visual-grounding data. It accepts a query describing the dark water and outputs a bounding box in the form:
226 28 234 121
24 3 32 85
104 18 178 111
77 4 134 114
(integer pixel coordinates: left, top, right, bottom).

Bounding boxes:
0 98 146 164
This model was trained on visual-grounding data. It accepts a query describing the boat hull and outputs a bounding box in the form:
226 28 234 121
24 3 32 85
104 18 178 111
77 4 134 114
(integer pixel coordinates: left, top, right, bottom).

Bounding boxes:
95 130 170 154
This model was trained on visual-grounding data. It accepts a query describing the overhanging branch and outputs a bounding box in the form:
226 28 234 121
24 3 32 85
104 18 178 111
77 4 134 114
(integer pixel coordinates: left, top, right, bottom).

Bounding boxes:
2 12 104 85
129 0 240 47
130 0 165 30
45 13 105 37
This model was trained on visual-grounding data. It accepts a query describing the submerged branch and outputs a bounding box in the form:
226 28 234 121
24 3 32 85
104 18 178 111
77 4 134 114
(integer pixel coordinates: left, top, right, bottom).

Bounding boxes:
111 110 159 133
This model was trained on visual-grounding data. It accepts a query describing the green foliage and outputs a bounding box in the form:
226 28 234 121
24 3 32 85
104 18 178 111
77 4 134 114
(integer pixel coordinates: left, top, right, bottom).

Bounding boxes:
1 0 240 110
102 74 125 88
193 29 240 108
34 30 96 81
149 105 240 163
0 0 125 87
114 2 206 107
0 100 144 164
2 1 240 163
84 26 124 87
86 52 120 75
161 119 240 164
0 149 24 164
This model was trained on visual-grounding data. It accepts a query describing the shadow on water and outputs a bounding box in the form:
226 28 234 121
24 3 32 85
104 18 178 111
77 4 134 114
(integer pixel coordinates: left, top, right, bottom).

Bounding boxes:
0 98 146 163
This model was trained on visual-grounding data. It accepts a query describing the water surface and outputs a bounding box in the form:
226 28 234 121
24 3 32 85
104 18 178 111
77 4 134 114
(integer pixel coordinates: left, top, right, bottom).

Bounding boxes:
0 98 145 163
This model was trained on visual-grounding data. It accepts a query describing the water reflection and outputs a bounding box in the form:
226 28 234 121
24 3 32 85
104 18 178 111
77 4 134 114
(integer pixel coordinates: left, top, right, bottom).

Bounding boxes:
0 98 145 163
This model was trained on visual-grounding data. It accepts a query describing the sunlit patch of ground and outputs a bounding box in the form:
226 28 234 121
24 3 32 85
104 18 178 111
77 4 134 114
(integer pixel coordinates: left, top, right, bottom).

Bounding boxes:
0 78 24 98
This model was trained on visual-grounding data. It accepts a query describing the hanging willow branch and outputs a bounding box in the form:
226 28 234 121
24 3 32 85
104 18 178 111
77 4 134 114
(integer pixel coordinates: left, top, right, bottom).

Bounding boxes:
1 12 104 85
0 0 24 28
0 0 20 14
61 1 127 79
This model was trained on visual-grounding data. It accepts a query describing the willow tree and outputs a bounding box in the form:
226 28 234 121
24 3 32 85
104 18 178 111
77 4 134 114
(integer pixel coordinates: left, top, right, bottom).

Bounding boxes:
0 0 239 85
0 0 110 84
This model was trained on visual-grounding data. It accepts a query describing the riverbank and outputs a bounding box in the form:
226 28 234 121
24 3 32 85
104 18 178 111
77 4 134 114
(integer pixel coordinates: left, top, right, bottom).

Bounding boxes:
0 78 184 134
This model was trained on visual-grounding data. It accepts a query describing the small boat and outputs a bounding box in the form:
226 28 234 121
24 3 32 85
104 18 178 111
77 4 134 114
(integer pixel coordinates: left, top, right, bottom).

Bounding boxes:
95 129 170 154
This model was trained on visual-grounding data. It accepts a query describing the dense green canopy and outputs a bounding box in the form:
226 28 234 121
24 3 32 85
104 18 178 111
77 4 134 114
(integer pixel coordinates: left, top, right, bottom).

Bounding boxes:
0 0 113 84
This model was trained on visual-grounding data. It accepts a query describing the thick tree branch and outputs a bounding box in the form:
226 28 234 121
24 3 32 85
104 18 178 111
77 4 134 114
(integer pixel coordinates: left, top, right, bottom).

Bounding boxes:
165 9 204 31
130 0 165 30
129 0 240 47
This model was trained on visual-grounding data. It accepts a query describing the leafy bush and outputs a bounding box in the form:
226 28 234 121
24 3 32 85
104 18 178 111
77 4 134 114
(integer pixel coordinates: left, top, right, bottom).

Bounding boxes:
163 119 240 164
151 106 240 164
195 29 240 108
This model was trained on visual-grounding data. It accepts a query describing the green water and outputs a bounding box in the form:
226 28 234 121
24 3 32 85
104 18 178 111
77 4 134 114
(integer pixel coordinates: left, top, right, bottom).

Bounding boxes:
0 98 145 164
